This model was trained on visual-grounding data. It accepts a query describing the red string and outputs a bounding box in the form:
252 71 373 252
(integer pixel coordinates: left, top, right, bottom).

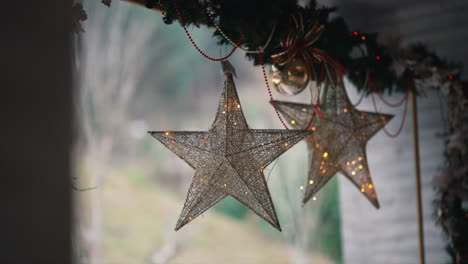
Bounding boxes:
173 0 241 62
370 80 413 138
368 75 410 107
258 51 290 129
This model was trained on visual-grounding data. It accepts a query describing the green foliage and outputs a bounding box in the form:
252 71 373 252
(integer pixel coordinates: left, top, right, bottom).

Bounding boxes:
316 177 343 263
214 196 249 220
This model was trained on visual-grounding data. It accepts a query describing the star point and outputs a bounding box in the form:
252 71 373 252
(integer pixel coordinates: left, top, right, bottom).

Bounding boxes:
149 61 312 231
274 82 393 208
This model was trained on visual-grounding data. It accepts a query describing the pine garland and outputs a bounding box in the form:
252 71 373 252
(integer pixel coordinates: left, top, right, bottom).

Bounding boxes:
125 0 460 95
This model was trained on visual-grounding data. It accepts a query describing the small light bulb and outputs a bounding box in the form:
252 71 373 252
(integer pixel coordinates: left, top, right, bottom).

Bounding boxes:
224 183 227 187
309 180 314 184
199 178 204 183
343 108 348 113
361 188 365 192
323 152 328 158
312 127 316 131
291 120 296 125
284 142 289 147
352 171 356 175
359 165 363 169
322 169 327 174
237 104 241 109
300 186 304 190
358 156 363 161
222 111 226 114
368 184 373 189
302 108 307 112
313 196 317 201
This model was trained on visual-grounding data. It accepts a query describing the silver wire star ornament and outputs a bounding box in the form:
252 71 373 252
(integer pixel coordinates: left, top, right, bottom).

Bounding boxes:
149 61 312 231
273 82 393 208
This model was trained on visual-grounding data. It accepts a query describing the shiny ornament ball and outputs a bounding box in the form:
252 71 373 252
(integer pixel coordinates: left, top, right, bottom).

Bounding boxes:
269 57 310 96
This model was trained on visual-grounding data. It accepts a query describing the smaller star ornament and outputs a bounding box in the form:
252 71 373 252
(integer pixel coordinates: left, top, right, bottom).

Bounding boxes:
149 61 312 231
273 82 393 208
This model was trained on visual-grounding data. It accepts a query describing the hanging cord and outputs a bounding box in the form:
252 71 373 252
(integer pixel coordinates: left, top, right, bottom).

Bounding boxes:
352 74 369 107
266 159 279 182
173 0 242 61
370 79 413 138
368 74 410 107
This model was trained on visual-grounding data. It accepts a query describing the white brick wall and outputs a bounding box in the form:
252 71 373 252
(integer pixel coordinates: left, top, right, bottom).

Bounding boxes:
339 83 448 264
331 1 468 262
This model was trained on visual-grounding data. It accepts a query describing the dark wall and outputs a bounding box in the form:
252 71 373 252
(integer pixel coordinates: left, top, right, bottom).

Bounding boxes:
1 1 72 263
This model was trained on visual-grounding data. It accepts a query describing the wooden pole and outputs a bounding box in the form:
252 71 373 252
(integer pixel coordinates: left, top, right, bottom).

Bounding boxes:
411 92 425 264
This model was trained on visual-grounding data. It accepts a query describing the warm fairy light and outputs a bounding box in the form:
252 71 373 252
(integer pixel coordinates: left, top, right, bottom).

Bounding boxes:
291 120 296 125
312 126 316 131
323 152 328 158
343 108 348 113
237 104 241 109
352 160 356 165
188 217 193 221
361 36 366 40
358 156 363 161
260 165 265 172
315 143 320 148
312 196 317 201
224 104 227 108
309 180 314 184
321 161 325 165
233 122 237 125
352 171 356 175
284 142 289 147
346 161 350 165
165 131 171 135
224 183 227 187
199 178 204 183
368 184 373 189
359 165 363 169
222 111 226 114
302 108 307 112
361 188 365 192
322 169 327 174
300 186 304 190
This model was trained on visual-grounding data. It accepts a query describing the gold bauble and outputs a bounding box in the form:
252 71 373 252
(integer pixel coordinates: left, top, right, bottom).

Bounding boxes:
269 57 310 96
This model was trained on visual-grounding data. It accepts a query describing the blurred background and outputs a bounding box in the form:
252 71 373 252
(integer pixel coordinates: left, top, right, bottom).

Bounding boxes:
4 0 466 263
71 0 467 264
73 1 339 264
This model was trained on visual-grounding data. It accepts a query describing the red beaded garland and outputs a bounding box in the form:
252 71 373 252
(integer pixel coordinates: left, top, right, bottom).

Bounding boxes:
173 0 241 62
